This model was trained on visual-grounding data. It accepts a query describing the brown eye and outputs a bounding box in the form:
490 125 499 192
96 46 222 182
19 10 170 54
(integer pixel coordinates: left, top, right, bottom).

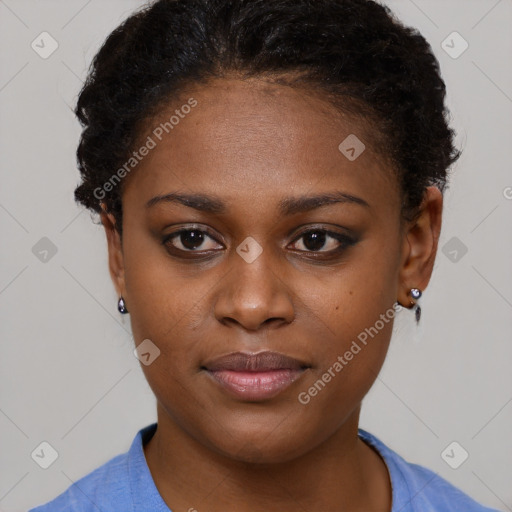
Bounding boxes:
289 229 356 254
163 229 222 253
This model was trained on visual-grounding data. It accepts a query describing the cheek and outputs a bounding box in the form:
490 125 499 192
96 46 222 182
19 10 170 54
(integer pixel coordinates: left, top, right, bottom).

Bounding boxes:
291 241 399 405
121 225 208 340
295 243 399 351
126 271 211 378
296 284 395 409
293 282 396 446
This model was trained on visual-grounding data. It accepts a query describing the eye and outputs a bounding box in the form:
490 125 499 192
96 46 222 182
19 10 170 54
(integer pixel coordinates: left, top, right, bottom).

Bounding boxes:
289 228 356 254
163 228 223 253
162 225 357 258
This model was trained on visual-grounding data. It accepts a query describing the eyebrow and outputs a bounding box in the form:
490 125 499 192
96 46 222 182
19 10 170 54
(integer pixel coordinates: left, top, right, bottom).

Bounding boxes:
145 191 370 215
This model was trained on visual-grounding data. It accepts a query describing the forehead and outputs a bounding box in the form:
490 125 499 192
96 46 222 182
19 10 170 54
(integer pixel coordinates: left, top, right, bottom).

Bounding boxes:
123 78 399 212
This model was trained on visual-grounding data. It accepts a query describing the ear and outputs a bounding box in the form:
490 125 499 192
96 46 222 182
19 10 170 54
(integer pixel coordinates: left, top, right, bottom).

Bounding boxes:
397 186 443 308
100 203 126 300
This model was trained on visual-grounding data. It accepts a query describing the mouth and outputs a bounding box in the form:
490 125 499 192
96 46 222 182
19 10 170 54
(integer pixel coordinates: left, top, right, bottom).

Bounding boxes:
202 351 311 402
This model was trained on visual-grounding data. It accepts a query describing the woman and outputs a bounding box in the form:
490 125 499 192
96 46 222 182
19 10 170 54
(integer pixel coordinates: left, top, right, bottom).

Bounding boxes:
29 0 501 510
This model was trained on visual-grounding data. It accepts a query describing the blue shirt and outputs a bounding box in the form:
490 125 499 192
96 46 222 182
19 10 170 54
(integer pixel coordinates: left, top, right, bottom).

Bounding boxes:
29 423 500 512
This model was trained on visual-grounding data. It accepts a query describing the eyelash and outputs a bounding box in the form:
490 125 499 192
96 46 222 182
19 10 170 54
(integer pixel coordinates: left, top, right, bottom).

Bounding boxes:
161 226 357 259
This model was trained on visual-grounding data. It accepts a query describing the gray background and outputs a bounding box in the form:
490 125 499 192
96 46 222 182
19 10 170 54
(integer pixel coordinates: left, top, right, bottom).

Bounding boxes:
0 0 511 511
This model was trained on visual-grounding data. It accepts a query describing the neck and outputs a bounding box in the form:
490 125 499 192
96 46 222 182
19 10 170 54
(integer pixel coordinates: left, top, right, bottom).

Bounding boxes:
143 403 392 512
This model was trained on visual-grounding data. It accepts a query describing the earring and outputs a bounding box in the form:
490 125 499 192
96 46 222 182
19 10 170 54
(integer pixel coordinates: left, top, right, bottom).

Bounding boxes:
410 288 422 324
118 296 129 314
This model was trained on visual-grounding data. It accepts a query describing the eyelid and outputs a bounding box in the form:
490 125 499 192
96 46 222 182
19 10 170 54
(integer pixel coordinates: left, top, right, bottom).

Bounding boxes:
162 224 356 257
163 224 351 242
163 226 223 249
288 224 354 242
290 223 351 237
288 227 355 251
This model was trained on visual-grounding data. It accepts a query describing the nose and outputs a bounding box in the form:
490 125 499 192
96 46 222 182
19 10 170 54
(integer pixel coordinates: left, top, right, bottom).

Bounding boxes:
213 247 295 332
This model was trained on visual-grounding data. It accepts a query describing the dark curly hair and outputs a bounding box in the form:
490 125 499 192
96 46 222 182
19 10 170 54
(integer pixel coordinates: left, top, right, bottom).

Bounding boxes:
74 0 461 238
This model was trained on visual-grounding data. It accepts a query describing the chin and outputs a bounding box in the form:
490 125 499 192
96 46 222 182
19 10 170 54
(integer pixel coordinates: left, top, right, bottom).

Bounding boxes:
198 415 319 465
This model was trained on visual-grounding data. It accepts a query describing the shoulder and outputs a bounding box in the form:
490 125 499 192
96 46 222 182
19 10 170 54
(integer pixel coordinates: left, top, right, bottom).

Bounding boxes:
28 451 131 512
358 429 501 512
28 424 158 512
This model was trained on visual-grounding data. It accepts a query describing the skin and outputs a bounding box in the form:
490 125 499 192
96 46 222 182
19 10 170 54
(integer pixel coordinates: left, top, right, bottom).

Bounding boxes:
100 77 443 512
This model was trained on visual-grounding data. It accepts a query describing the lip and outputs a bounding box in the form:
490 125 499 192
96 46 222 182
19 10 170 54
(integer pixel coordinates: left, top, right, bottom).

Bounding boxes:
202 351 310 401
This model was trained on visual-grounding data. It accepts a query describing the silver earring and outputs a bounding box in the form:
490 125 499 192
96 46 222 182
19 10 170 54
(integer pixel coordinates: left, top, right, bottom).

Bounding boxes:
118 296 129 314
410 288 422 324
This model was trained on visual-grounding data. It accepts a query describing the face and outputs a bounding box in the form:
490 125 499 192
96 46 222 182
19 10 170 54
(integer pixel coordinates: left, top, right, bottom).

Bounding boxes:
102 77 441 464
